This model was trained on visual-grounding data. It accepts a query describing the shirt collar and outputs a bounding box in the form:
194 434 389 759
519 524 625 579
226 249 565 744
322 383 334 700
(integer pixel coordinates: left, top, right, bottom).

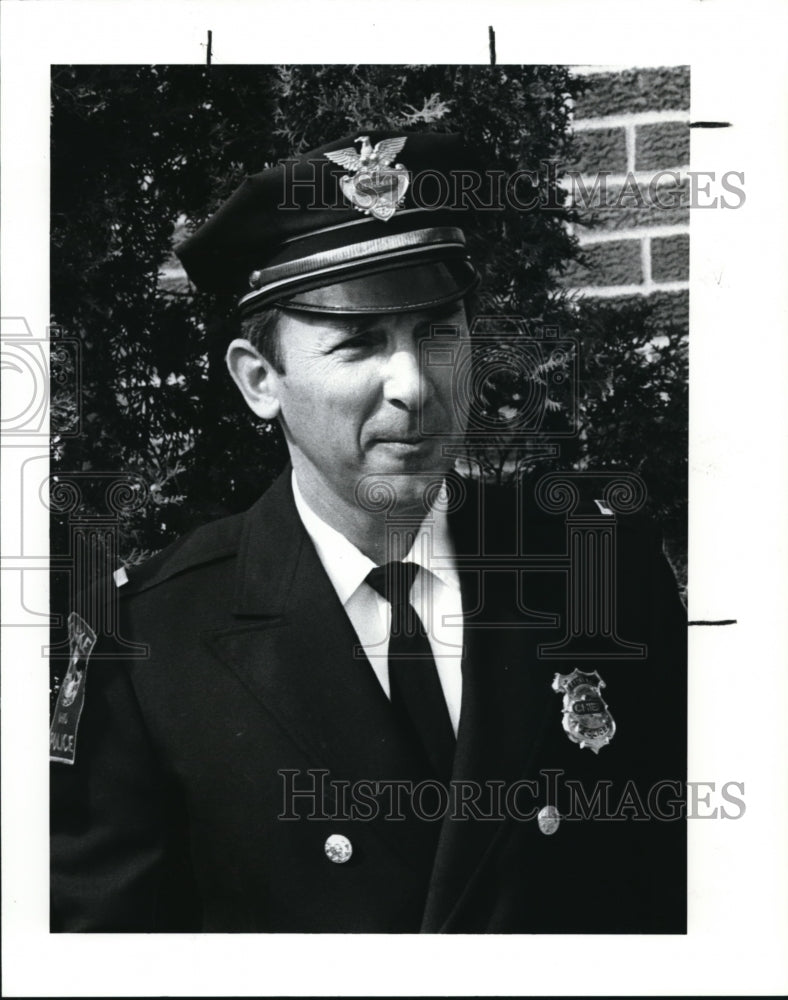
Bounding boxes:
291 471 460 607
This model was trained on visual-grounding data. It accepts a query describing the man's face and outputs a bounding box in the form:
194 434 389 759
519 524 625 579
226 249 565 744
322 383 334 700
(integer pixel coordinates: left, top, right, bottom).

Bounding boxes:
270 302 469 515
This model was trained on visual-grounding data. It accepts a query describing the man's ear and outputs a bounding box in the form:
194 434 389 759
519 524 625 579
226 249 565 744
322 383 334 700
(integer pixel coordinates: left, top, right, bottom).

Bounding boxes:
225 339 282 421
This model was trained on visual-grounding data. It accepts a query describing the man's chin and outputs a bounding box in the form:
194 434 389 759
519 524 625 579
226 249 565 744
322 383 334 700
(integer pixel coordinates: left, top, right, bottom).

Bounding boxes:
355 461 452 516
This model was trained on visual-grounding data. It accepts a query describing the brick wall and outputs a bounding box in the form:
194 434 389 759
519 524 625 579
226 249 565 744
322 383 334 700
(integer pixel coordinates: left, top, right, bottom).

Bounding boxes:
561 65 690 333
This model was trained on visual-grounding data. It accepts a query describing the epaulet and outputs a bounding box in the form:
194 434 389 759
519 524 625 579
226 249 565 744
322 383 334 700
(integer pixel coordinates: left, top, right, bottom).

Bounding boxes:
113 510 245 599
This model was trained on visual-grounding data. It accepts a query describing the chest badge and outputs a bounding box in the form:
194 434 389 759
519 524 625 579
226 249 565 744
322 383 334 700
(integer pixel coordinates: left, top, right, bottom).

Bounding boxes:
552 669 616 754
325 136 409 221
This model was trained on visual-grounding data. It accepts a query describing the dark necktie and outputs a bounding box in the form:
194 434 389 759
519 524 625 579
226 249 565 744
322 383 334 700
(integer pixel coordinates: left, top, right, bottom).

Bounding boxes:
365 561 456 782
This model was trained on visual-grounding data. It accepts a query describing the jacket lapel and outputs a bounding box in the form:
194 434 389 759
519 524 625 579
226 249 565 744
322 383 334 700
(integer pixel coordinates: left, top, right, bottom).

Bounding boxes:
420 487 560 931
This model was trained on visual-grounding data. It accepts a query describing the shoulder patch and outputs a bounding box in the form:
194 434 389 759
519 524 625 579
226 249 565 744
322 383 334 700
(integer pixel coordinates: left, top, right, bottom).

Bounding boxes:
50 612 96 765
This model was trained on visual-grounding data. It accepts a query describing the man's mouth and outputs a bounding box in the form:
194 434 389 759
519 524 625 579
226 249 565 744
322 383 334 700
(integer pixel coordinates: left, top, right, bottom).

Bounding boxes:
372 435 432 452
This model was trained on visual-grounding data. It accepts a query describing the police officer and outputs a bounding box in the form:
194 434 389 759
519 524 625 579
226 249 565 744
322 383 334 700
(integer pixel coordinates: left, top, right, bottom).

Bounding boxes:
50 132 687 933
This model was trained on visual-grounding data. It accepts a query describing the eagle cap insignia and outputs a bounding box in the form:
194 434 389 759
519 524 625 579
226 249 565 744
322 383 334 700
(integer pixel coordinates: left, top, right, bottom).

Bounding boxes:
324 135 410 221
552 669 616 754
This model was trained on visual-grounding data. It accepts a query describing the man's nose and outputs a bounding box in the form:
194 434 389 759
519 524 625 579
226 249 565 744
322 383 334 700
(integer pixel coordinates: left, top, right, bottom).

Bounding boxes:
382 346 425 410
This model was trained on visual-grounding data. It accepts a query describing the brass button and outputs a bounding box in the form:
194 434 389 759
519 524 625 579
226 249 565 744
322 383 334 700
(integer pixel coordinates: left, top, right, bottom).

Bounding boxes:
324 834 353 864
537 805 561 835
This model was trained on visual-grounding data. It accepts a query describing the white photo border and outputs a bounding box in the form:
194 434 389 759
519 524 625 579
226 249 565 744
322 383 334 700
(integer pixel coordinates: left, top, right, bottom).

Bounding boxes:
2 0 787 996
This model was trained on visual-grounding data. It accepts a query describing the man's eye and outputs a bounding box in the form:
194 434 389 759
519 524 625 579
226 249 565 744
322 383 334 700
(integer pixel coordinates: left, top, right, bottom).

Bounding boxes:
333 331 379 353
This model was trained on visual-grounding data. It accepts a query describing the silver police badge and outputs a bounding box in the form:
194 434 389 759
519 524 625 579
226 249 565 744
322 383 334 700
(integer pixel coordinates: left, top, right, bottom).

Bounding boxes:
325 135 409 221
552 669 616 754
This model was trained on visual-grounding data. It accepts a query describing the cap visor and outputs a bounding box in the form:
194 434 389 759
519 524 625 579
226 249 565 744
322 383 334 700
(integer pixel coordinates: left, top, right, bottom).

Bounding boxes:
274 259 479 314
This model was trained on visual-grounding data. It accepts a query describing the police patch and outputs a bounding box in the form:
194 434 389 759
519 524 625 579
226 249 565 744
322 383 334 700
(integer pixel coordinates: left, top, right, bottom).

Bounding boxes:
49 612 96 765
552 668 616 754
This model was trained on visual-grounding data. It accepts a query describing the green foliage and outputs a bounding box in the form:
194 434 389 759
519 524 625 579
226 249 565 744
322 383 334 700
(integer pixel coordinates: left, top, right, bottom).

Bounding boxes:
50 65 686 585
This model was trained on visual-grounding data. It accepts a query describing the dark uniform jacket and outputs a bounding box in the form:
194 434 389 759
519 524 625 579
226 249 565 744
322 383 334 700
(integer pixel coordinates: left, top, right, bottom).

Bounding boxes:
50 469 687 933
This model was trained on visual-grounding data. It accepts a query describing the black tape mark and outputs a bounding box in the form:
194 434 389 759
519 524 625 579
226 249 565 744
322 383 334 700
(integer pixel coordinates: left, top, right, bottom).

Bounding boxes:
489 26 496 67
206 29 213 67
689 121 731 128
688 619 737 626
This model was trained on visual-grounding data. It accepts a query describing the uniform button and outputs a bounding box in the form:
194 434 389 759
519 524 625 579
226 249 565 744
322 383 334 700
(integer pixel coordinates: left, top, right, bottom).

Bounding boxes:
537 805 561 835
324 833 353 864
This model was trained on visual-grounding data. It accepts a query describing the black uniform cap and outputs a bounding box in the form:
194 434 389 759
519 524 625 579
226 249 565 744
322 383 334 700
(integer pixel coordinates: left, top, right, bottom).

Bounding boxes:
175 131 481 316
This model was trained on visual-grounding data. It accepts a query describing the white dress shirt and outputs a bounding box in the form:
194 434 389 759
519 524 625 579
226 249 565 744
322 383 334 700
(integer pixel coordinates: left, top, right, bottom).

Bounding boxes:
291 473 464 734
